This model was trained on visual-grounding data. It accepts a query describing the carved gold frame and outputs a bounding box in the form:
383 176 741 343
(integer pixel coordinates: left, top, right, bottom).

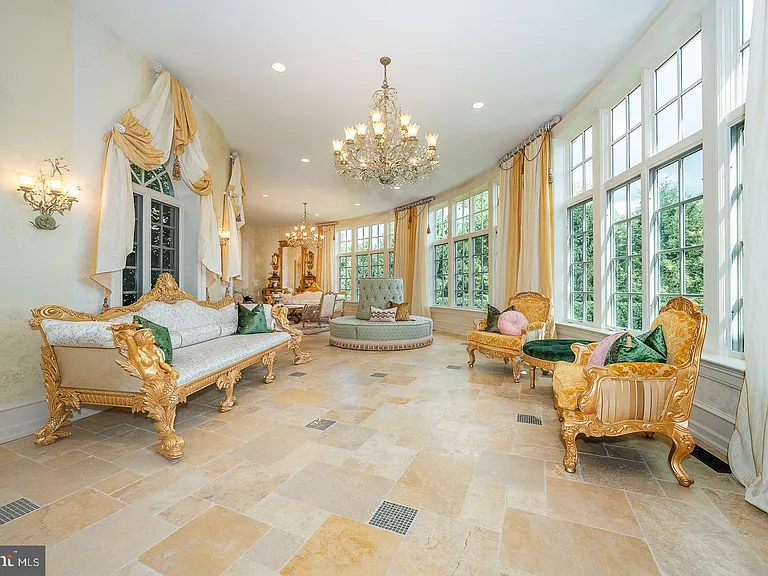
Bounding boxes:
555 297 707 486
466 291 554 384
30 273 312 459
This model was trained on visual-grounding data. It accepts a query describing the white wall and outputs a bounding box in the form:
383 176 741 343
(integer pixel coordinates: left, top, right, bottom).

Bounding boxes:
0 1 233 440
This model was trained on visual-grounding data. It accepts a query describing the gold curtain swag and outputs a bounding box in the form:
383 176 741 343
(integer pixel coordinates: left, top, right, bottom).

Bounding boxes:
504 151 524 299
170 75 196 156
538 132 555 300
110 110 166 170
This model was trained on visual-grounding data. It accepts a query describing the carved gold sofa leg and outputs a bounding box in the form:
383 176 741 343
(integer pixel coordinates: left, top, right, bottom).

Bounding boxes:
561 424 580 473
511 356 522 383
216 368 241 413
668 425 696 487
34 346 82 446
262 351 277 383
467 346 476 368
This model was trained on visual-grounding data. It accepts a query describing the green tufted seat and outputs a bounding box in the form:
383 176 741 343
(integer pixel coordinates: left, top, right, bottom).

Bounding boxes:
521 339 593 388
329 278 433 351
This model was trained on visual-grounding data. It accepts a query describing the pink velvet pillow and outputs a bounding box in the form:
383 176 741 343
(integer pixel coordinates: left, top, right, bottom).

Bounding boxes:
587 332 626 366
497 310 529 336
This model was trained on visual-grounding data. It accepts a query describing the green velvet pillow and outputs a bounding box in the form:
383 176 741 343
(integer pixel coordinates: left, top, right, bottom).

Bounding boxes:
605 328 667 365
636 325 667 359
237 303 271 334
485 304 515 333
133 315 173 364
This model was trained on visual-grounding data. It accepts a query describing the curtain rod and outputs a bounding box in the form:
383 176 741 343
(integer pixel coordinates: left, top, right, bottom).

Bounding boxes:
497 115 561 166
393 195 435 212
316 220 338 228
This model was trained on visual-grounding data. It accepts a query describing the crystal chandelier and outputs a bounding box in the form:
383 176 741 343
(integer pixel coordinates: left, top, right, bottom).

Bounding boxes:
285 202 325 249
332 57 438 188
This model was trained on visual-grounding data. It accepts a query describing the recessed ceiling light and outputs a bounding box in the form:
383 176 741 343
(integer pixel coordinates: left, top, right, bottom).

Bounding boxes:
394 186 400 189
472 102 485 109
271 62 287 73
355 203 361 206
262 194 269 197
314 213 319 216
301 158 310 163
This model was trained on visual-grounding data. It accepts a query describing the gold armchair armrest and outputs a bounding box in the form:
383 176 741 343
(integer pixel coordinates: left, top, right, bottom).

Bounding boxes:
578 362 679 413
521 321 546 342
473 319 488 331
572 342 599 365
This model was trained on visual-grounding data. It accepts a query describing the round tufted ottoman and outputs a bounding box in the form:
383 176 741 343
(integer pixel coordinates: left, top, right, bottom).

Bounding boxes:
329 315 433 351
521 339 593 388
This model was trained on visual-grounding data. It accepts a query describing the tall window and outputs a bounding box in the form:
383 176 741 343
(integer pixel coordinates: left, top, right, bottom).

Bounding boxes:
571 127 593 196
123 164 179 306
371 223 385 250
452 190 490 308
433 206 449 306
730 123 745 353
338 229 352 294
387 220 395 276
611 86 642 176
568 200 594 323
356 226 370 251
654 149 704 310
337 223 392 299
655 32 702 152
609 179 643 330
741 0 753 95
339 228 352 253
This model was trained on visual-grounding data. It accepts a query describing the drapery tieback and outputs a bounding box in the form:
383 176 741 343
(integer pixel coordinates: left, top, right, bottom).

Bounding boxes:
153 62 165 74
114 122 126 134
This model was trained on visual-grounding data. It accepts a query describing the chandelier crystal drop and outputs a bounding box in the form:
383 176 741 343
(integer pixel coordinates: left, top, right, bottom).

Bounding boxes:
285 202 325 249
332 57 439 188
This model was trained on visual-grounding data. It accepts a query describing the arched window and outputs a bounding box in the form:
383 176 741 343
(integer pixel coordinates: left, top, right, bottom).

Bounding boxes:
123 163 181 305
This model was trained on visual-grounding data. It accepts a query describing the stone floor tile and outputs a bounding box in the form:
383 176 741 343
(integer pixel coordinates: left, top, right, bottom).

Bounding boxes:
140 506 270 576
580 453 663 496
475 450 546 494
0 455 50 489
388 451 474 518
232 424 317 465
641 450 743 494
92 469 143 495
246 492 331 539
459 480 507 532
244 528 305 571
342 434 416 481
276 461 393 523
280 515 401 576
315 422 377 451
323 403 376 424
195 462 289 512
500 508 659 576
112 561 164 576
269 388 329 405
158 495 214 527
704 488 768 540
114 462 209 515
82 429 158 462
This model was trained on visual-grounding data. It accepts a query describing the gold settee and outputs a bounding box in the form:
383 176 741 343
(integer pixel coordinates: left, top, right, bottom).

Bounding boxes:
552 297 707 486
29 274 311 460
466 291 555 384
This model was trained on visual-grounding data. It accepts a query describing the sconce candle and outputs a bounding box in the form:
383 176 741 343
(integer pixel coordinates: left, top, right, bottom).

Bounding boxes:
16 157 79 230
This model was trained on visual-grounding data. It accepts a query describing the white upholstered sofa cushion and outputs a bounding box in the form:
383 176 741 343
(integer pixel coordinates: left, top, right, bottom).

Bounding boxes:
174 332 291 384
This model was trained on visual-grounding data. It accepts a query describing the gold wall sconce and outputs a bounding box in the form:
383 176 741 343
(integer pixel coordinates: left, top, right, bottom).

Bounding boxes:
17 157 79 230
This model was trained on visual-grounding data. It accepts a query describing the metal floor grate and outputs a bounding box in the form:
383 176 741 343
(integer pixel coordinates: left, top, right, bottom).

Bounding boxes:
692 445 731 473
306 418 335 431
446 365 462 370
517 414 543 426
369 501 418 535
289 371 307 377
0 498 39 525
370 372 388 378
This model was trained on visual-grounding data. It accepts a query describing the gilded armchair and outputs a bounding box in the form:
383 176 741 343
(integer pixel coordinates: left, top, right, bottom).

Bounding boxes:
466 291 555 383
552 297 707 486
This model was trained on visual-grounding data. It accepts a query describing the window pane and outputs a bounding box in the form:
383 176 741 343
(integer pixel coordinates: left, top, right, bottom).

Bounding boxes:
615 294 629 328
630 218 643 255
744 0 754 44
571 203 584 233
339 255 352 293
631 257 643 292
473 190 489 231
584 160 593 191
681 33 702 90
656 53 678 107
573 292 584 321
631 295 643 331
660 252 681 294
434 244 448 306
612 99 627 141
682 150 703 200
371 252 385 277
572 134 583 166
572 167 584 196
371 223 384 250
629 127 642 168
572 234 584 263
613 186 627 222
612 137 627 176
435 207 449 240
389 221 395 248
357 227 370 251
455 199 470 235
656 100 679 151
684 200 704 247
585 199 593 231
657 162 679 207
586 293 594 322
586 260 594 292
629 179 642 217
684 248 704 294
659 206 681 250
614 258 628 292
614 222 628 257
682 83 702 137
454 239 470 307
584 127 593 159
628 86 642 127
472 234 489 308
388 250 394 277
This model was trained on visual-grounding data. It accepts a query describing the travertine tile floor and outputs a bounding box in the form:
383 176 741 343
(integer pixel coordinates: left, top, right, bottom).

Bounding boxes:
1 333 767 575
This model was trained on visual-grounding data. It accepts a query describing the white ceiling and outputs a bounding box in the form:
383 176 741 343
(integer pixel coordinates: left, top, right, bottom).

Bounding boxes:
80 0 668 226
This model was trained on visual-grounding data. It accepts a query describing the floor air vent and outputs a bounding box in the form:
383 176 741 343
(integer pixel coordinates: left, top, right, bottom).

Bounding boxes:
0 498 39 525
369 501 418 536
517 414 543 426
692 445 731 474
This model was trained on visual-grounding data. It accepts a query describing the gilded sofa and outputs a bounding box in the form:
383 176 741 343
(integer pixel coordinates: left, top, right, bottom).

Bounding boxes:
466 291 555 383
552 297 707 486
29 274 311 460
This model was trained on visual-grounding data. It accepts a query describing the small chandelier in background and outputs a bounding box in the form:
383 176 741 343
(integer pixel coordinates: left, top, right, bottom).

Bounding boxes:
17 157 79 230
332 57 438 188
285 202 325 250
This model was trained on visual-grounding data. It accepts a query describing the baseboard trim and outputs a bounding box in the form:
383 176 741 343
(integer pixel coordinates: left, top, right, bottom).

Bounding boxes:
0 400 103 444
688 417 731 463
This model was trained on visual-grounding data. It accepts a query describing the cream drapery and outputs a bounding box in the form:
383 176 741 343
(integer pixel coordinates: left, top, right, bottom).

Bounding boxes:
410 207 429 316
729 0 768 513
221 155 246 282
393 205 429 313
316 226 337 293
496 132 554 302
92 70 222 291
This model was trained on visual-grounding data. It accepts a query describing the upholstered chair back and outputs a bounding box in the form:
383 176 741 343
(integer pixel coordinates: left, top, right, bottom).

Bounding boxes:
320 293 336 318
357 278 404 320
650 299 706 367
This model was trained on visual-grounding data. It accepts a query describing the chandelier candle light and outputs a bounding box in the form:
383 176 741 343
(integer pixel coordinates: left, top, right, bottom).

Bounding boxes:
286 202 325 250
332 57 438 188
17 157 79 230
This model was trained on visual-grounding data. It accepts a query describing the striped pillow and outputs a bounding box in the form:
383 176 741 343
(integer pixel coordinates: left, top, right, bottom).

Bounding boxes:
369 307 397 322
